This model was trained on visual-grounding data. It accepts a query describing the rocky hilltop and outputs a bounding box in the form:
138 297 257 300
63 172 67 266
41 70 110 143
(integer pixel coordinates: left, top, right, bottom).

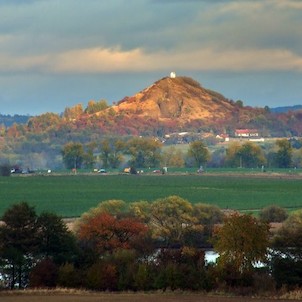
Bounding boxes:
94 76 266 133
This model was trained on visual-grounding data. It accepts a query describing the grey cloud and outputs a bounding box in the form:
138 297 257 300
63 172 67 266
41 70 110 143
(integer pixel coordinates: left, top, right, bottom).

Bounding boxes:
1 0 302 57
1 0 302 115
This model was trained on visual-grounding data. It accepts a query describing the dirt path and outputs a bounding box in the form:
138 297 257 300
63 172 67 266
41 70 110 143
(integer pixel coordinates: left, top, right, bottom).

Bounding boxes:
0 293 300 302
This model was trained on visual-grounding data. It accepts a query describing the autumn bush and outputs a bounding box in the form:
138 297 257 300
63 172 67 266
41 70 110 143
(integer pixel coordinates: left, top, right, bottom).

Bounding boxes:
57 263 81 288
29 259 58 288
85 261 118 291
259 205 288 223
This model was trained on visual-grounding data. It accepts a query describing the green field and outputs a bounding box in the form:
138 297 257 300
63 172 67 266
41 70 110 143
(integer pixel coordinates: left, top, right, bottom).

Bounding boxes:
0 173 301 217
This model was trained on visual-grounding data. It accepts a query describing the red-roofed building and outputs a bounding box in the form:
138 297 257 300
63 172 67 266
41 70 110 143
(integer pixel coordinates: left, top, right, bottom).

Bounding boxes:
235 129 259 137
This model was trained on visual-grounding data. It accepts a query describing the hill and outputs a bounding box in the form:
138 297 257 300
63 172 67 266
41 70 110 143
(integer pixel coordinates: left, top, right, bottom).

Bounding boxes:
93 76 266 135
2 75 302 171
111 76 235 122
2 75 302 138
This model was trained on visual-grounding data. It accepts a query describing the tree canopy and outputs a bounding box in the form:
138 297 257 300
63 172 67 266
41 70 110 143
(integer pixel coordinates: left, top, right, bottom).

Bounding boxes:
61 142 85 169
275 139 292 168
126 137 162 168
225 141 266 168
187 141 210 168
149 196 203 247
213 213 269 274
0 202 76 289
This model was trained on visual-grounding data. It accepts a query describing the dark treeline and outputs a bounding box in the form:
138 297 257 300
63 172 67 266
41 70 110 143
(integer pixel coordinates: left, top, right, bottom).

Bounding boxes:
0 197 301 295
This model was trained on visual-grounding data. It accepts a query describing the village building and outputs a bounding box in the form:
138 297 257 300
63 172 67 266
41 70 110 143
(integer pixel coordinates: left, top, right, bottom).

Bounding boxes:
235 129 259 138
216 133 230 142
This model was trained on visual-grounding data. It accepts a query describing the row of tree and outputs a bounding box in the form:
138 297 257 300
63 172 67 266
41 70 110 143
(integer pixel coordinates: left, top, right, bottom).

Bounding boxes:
0 136 297 175
0 197 301 293
223 139 293 168
60 137 295 171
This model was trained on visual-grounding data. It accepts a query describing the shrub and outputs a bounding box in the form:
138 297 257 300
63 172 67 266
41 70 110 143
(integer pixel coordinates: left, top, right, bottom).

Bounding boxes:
271 257 302 288
85 261 118 291
29 259 58 288
259 205 288 223
130 166 137 174
0 163 11 176
134 263 155 291
57 263 81 288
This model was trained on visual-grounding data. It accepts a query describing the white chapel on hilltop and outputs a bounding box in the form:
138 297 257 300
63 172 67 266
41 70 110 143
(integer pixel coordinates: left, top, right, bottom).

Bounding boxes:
170 71 176 78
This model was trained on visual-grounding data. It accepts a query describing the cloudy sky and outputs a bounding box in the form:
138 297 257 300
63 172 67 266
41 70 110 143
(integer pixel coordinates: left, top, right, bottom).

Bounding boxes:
1 0 302 115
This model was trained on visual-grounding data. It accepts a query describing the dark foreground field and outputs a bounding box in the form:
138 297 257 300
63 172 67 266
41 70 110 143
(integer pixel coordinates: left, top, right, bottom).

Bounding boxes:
0 292 300 302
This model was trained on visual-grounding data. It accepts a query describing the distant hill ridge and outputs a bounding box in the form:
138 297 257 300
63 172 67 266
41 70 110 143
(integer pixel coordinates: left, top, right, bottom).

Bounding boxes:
0 114 31 127
270 105 302 113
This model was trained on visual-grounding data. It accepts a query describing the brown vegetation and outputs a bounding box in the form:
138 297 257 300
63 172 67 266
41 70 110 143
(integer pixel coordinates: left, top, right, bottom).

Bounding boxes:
1 290 302 302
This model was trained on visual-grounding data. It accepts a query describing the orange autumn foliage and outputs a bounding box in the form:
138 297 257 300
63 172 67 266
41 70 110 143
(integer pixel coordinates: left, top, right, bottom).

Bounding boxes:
77 212 148 252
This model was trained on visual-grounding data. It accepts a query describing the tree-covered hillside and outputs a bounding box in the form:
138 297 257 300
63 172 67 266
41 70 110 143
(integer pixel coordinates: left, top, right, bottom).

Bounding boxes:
1 77 302 171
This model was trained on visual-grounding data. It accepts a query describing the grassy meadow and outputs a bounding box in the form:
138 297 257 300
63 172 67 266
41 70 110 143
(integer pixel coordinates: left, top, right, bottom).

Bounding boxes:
0 171 302 218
